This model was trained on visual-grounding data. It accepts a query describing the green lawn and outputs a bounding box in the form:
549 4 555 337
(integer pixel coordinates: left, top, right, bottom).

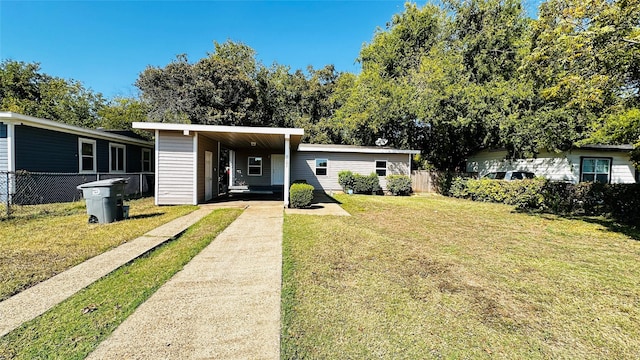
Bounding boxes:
0 197 197 301
0 208 242 359
282 194 640 359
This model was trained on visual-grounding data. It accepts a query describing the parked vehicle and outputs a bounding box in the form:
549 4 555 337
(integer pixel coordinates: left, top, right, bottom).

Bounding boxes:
483 171 535 181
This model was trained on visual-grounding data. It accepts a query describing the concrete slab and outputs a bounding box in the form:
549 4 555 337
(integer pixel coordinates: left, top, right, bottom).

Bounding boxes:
0 207 214 338
87 203 283 360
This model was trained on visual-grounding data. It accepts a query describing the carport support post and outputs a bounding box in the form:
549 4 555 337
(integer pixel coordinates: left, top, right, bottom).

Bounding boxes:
284 133 291 208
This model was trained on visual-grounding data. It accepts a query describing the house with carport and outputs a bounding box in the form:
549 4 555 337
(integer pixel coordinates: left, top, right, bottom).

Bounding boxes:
133 122 419 207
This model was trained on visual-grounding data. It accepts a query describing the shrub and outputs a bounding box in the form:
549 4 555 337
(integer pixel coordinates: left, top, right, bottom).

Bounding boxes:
352 173 381 194
289 183 314 208
338 170 355 192
386 175 412 195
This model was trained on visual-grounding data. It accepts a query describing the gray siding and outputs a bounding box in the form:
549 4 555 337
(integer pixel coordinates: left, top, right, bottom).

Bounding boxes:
157 131 195 205
291 151 411 191
0 138 7 172
233 149 273 186
196 135 219 202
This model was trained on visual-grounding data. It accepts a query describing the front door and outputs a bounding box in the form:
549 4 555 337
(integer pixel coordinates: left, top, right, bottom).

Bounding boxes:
271 154 285 185
205 151 213 201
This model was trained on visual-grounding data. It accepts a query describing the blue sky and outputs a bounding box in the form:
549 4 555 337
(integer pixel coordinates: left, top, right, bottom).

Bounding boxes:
1 1 542 99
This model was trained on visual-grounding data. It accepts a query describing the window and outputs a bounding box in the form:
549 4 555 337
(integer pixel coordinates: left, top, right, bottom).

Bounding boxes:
0 122 6 138
78 138 96 173
142 148 152 172
375 160 387 176
581 157 611 183
248 156 262 176
110 143 126 173
315 158 328 176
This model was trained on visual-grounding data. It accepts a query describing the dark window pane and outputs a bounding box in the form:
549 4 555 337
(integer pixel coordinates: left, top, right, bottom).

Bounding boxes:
316 168 327 176
82 142 93 156
582 174 595 182
248 166 261 175
376 160 386 169
117 149 124 171
82 157 93 171
376 169 386 176
249 157 262 166
595 174 609 183
582 159 595 173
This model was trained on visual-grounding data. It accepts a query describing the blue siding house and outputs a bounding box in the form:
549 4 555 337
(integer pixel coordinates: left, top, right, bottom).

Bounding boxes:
0 112 154 204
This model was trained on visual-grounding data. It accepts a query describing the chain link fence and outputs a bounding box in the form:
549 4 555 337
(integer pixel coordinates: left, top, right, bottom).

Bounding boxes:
0 171 154 219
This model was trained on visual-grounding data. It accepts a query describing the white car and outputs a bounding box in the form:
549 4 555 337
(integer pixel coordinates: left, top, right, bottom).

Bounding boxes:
483 171 535 181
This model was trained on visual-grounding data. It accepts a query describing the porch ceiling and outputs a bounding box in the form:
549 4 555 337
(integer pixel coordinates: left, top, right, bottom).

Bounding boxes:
132 122 304 151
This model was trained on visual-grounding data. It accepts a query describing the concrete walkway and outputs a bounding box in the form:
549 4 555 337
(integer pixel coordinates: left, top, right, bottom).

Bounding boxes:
0 206 220 338
87 202 283 359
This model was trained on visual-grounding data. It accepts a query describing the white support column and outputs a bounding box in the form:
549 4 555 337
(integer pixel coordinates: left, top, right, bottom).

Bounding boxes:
192 132 199 205
6 122 15 203
284 133 291 208
154 130 160 206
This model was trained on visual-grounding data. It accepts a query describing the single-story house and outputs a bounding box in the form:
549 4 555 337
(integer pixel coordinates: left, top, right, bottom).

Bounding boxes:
132 122 419 207
466 145 638 184
0 112 154 203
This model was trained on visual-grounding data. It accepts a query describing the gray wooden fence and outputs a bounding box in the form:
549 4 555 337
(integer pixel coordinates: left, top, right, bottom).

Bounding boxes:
411 170 477 193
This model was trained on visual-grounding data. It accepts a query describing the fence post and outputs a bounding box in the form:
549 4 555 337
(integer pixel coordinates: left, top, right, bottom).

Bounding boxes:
6 172 10 218
140 173 143 195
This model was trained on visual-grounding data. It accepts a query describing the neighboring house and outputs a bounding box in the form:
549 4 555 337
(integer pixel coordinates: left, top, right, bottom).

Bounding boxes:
132 122 419 207
0 112 154 203
466 145 638 184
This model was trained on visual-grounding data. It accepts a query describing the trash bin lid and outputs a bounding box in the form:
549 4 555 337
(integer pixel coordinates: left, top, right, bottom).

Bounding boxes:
77 178 129 189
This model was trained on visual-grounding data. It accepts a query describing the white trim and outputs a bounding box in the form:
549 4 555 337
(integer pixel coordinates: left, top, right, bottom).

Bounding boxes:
298 143 420 155
193 133 198 205
7 122 15 173
108 143 126 173
375 159 388 177
78 138 97 174
229 150 235 186
133 121 304 136
141 148 152 172
284 134 291 208
154 130 159 206
0 112 152 147
315 158 328 176
248 156 263 176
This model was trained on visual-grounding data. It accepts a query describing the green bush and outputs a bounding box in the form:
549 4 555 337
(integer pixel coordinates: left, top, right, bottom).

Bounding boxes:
338 170 355 192
289 183 314 208
352 173 381 194
386 175 412 195
450 178 640 226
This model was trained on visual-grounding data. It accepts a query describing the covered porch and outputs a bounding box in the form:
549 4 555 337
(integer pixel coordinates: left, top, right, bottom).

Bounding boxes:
132 122 304 207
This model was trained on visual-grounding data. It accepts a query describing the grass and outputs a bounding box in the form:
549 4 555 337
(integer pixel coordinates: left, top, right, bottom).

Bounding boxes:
0 197 197 301
282 194 640 359
0 207 242 359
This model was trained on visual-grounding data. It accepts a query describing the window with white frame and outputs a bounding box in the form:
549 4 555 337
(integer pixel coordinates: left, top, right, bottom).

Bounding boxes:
78 138 96 173
581 157 611 183
375 160 387 176
248 156 262 176
110 143 126 173
315 158 328 176
142 148 152 172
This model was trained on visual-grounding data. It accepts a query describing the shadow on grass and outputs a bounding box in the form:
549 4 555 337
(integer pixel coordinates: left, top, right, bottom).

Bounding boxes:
519 209 640 241
127 212 164 220
312 192 342 205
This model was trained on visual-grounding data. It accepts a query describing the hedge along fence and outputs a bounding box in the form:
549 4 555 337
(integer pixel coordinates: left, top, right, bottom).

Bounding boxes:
386 175 412 196
450 177 640 227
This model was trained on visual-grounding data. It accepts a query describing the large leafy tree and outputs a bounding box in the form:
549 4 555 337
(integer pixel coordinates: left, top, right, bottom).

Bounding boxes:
0 60 105 128
524 0 640 151
136 40 259 125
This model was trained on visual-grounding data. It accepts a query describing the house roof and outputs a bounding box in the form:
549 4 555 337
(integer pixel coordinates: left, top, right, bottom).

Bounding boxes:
0 112 153 147
133 122 305 151
577 144 634 151
298 143 420 155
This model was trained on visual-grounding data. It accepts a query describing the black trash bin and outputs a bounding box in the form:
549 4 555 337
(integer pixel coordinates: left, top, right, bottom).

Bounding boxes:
77 178 129 223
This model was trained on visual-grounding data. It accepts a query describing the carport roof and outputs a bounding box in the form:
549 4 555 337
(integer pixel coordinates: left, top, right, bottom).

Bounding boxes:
133 122 304 150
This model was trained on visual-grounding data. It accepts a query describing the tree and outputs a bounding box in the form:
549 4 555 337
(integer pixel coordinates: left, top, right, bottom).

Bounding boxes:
98 97 149 131
136 40 259 125
0 59 105 128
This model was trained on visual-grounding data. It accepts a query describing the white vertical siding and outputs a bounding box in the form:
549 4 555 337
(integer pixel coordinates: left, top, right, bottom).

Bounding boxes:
0 138 7 171
467 149 636 184
157 131 195 205
291 151 410 191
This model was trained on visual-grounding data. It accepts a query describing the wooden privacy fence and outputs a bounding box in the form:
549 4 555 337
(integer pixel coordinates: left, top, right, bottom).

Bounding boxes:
410 170 476 193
